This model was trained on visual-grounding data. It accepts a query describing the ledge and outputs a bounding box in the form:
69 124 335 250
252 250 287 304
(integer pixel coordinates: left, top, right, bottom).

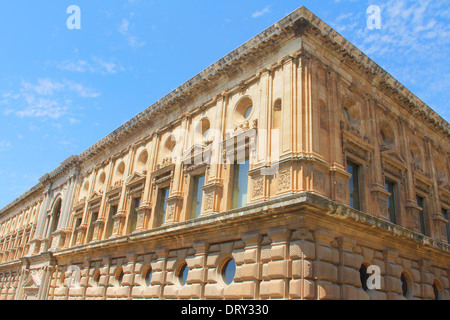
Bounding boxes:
45 191 449 260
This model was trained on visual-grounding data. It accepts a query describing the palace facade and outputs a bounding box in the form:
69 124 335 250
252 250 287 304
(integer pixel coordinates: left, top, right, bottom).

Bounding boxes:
0 7 449 300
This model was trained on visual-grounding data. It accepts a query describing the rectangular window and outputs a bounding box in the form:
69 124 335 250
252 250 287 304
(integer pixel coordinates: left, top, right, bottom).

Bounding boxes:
105 205 118 239
444 209 449 244
157 188 170 227
128 197 141 234
416 196 427 235
86 212 98 243
385 180 397 224
347 161 361 211
190 174 205 219
231 158 249 209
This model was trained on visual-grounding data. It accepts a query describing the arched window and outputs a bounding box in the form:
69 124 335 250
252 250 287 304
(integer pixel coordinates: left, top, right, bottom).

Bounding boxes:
273 98 282 132
49 198 62 236
195 118 211 143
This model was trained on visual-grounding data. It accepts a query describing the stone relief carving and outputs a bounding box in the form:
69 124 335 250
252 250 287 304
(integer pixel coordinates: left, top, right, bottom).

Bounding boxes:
252 177 264 198
278 170 290 191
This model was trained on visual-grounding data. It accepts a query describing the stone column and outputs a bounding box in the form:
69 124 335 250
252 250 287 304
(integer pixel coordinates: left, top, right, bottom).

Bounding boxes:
260 227 291 299
113 148 134 236
383 250 403 300
314 230 340 300
152 248 168 299
336 237 367 300
289 228 315 300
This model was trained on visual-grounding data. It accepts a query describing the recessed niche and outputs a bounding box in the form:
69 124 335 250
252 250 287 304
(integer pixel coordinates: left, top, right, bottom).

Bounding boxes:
343 98 361 129
380 122 395 149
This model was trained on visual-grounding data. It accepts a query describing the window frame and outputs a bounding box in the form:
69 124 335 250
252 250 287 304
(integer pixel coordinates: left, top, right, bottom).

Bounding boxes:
346 159 362 211
385 179 398 224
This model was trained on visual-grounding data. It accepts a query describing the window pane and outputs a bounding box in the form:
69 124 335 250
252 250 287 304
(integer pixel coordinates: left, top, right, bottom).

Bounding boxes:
86 212 98 243
105 205 117 238
385 181 397 224
443 209 449 244
347 162 361 210
222 259 236 285
191 174 205 219
416 196 427 235
157 188 170 227
232 158 249 209
128 198 141 233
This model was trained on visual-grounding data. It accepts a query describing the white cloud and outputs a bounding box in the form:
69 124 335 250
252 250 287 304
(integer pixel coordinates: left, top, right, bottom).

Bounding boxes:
1 78 100 120
119 19 130 35
252 6 271 18
329 0 450 120
118 18 145 49
58 57 125 75
0 140 11 149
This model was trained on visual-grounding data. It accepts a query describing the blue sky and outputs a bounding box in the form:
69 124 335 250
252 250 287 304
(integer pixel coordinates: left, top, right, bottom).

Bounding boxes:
0 0 448 208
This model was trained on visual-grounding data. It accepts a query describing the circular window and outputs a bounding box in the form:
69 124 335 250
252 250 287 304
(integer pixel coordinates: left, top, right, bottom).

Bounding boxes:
359 264 369 291
233 97 253 123
144 267 153 287
244 105 253 120
177 263 189 286
433 281 441 300
400 272 410 298
116 269 124 287
92 269 101 287
220 258 236 286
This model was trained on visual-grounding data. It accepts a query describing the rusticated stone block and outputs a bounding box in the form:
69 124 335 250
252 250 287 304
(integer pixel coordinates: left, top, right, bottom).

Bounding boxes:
317 280 340 300
243 248 258 263
314 261 338 282
260 279 285 298
204 283 224 299
316 245 339 265
290 240 315 260
267 260 289 279
289 279 315 299
270 245 287 260
342 251 363 269
224 282 254 299
340 266 361 287
235 263 259 281
179 283 201 299
187 268 203 283
291 259 313 279
341 285 370 300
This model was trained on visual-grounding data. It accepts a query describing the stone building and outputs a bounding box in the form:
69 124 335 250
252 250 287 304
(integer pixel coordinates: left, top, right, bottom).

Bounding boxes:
0 7 448 300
